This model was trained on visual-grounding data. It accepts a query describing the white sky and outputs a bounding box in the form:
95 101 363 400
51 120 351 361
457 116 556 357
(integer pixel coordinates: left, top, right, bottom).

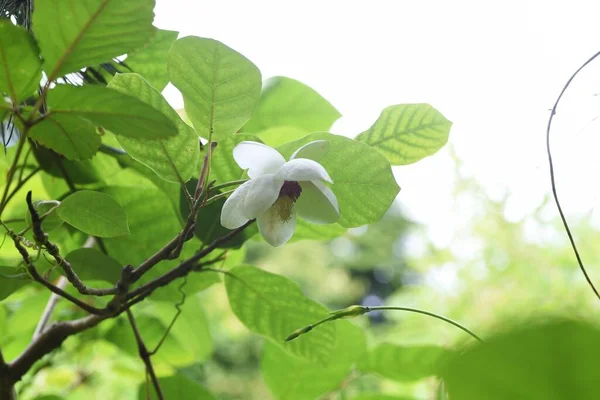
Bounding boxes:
155 0 600 248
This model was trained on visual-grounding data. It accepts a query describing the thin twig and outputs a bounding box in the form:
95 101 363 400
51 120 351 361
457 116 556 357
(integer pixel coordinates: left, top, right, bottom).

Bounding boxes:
546 49 600 301
32 276 67 339
149 276 188 356
126 310 164 400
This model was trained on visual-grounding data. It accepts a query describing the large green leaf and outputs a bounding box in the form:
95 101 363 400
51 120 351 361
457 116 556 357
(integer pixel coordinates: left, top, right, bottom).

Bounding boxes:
108 73 199 182
32 0 155 79
355 104 451 165
359 343 449 382
279 133 400 227
262 320 366 400
125 29 178 91
0 267 31 301
29 114 101 160
137 373 215 400
0 21 42 103
253 126 308 147
442 319 600 400
243 76 340 134
168 36 262 140
101 186 219 301
57 190 129 237
225 266 335 364
47 84 177 140
65 248 122 285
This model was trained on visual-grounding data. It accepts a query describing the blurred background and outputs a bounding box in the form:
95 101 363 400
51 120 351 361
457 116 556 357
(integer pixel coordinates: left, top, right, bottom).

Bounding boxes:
4 0 600 399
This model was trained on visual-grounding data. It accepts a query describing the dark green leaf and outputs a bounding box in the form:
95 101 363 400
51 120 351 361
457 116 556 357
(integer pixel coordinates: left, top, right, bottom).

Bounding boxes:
0 20 42 103
262 321 366 400
32 0 156 79
29 114 100 160
47 84 177 140
137 373 215 400
65 248 122 285
243 76 340 134
442 319 600 400
0 267 31 301
57 190 129 237
125 29 178 91
33 146 104 185
359 343 449 382
168 36 262 139
355 104 451 165
225 266 335 363
107 73 199 182
278 133 400 227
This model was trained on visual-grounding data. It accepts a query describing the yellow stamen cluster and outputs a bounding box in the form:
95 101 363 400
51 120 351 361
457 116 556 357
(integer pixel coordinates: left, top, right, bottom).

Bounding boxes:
274 196 295 222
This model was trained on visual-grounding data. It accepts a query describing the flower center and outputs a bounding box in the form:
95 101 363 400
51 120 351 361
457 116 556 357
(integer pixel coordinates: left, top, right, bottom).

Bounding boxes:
274 181 302 222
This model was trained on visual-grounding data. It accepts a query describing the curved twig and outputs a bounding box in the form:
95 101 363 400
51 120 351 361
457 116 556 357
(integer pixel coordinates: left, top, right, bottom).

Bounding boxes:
546 50 600 301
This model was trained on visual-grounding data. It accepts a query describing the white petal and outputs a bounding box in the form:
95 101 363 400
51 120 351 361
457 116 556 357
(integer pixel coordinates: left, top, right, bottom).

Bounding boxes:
276 159 333 183
241 174 283 219
220 181 253 229
233 141 285 178
257 206 297 247
290 140 330 161
296 181 340 224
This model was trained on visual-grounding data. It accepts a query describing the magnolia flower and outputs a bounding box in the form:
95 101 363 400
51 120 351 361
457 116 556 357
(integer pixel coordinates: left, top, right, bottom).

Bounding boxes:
220 140 340 247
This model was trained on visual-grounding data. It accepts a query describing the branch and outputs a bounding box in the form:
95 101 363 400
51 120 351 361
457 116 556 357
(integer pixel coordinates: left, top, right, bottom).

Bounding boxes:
8 314 104 381
125 221 254 307
546 49 600 301
126 310 164 400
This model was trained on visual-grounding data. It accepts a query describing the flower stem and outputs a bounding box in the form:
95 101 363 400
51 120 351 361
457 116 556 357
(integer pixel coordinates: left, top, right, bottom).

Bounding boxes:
210 179 248 192
203 189 235 206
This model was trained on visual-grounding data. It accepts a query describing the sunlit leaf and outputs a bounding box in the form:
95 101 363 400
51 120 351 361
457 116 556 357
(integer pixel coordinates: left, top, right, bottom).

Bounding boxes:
33 0 155 79
168 36 261 139
442 319 600 400
225 266 335 363
125 29 178 91
262 320 365 400
359 343 449 382
279 133 400 227
29 114 100 160
252 126 308 147
57 190 129 237
47 85 177 140
0 21 42 103
243 76 340 134
137 373 216 400
108 73 200 183
355 104 451 165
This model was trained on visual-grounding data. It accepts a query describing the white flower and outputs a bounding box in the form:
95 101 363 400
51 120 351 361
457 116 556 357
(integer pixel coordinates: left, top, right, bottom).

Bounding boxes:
220 140 340 247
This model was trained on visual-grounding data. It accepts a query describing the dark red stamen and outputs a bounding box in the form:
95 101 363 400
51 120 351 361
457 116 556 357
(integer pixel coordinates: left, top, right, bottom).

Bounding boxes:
279 181 302 202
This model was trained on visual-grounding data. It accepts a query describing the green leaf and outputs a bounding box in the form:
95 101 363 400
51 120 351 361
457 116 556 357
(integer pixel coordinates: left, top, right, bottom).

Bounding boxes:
225 266 335 363
291 219 347 242
0 267 31 301
253 126 309 147
441 319 600 400
125 29 178 91
29 114 100 160
243 76 340 134
262 320 366 400
355 104 451 165
210 134 260 183
47 84 177 140
168 36 262 139
57 190 129 237
359 343 449 382
65 248 122 285
279 133 400 227
32 0 155 79
24 199 63 233
137 373 216 400
108 73 199 182
0 21 42 103
351 395 419 400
